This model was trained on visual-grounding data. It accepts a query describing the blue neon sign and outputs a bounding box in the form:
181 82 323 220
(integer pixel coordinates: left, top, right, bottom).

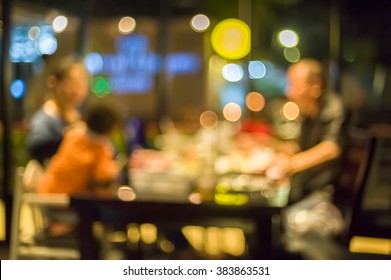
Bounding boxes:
84 34 201 94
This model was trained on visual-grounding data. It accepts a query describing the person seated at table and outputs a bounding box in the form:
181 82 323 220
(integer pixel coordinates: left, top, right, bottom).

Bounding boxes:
37 102 121 195
265 58 346 204
36 102 121 236
27 55 89 166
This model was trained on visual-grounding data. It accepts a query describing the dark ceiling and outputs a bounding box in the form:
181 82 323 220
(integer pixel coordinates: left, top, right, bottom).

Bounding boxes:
16 0 205 18
11 0 391 65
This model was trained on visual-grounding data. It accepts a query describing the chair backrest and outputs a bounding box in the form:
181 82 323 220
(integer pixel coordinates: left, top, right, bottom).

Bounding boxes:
22 159 45 192
333 125 369 208
9 161 78 259
346 124 391 245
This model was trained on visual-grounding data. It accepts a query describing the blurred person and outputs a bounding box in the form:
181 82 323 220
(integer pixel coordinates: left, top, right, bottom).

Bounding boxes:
24 54 55 121
36 103 121 237
266 58 346 204
27 56 89 165
37 102 121 195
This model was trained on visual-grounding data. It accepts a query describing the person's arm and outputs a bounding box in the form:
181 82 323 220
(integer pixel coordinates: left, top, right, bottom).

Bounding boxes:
93 140 120 186
289 140 341 174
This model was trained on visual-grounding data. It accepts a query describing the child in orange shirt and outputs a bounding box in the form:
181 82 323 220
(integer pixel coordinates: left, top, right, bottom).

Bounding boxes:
36 103 122 237
37 103 121 195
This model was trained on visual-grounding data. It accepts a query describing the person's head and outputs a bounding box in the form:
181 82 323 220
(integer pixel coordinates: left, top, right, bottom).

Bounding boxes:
85 103 119 135
285 58 326 116
47 56 89 109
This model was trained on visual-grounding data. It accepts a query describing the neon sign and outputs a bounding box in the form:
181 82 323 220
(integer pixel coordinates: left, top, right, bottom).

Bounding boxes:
84 34 201 95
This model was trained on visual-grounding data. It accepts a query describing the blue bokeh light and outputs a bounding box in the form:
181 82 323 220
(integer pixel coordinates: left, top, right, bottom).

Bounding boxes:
248 60 266 79
10 25 57 62
84 52 104 74
10 79 26 99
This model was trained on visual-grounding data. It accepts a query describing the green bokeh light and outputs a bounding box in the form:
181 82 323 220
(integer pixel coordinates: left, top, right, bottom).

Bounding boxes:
90 76 111 98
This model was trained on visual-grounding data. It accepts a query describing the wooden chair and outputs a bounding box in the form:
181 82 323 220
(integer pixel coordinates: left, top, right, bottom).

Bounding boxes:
345 123 391 254
9 160 79 259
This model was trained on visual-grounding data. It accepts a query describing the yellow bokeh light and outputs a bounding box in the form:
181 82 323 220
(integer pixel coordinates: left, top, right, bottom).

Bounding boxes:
211 18 251 60
223 102 242 122
118 16 136 34
199 110 219 129
281 101 300 121
246 91 265 112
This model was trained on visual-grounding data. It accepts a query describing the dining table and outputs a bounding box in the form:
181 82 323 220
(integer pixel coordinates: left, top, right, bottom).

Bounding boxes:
70 173 290 259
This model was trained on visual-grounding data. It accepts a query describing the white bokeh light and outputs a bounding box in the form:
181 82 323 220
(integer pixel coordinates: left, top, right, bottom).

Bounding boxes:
118 16 136 34
278 30 299 48
52 15 68 33
222 63 244 82
190 14 210 32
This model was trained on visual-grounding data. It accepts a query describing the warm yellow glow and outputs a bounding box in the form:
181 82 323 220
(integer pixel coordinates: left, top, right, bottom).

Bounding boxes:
350 236 391 255
188 192 202 204
140 223 157 244
118 16 136 34
281 101 300 121
211 18 251 60
117 186 136 201
190 14 210 32
205 227 222 255
0 200 6 241
223 102 242 122
182 226 246 256
127 223 141 243
246 91 265 112
278 29 299 48
221 227 246 256
107 230 127 243
199 110 218 129
182 226 205 251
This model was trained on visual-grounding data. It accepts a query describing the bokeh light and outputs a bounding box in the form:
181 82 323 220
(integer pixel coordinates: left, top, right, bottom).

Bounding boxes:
223 102 242 122
283 47 301 63
222 63 244 82
251 60 286 98
246 91 265 112
278 30 299 48
190 14 210 32
199 110 219 129
10 79 25 99
281 101 300 121
90 76 111 97
248 60 266 79
117 186 136 201
52 15 68 33
38 33 57 55
140 223 157 244
211 18 251 60
118 16 136 34
84 52 104 74
28 26 40 40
